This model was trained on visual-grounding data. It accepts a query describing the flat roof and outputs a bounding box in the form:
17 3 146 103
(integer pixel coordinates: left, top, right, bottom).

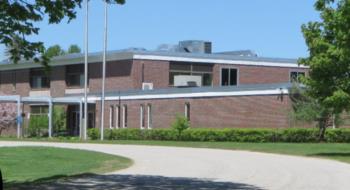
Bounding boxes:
0 50 307 71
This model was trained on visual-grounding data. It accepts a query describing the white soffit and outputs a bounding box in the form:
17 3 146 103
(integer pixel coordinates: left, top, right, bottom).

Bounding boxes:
133 54 308 68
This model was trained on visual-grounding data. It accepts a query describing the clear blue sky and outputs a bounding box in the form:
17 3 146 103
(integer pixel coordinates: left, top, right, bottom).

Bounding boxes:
0 0 320 61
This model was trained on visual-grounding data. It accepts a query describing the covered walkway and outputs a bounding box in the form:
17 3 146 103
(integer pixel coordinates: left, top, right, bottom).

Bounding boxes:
0 95 94 139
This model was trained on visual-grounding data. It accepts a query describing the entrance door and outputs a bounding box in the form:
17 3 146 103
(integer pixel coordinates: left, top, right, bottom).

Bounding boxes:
69 111 80 136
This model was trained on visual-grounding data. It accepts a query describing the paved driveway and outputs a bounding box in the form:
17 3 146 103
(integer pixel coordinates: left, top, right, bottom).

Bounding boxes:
1 141 350 190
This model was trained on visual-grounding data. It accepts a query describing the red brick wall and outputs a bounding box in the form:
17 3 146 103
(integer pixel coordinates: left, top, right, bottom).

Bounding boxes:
213 64 308 85
132 60 170 89
97 94 291 129
51 66 66 97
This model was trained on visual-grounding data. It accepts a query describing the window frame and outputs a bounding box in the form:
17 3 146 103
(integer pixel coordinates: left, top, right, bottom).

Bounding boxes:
30 69 50 89
140 104 145 129
289 71 306 83
220 67 239 86
66 64 86 88
169 62 213 86
147 104 152 129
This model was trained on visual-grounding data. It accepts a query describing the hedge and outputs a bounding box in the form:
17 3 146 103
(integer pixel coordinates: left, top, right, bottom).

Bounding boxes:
87 128 350 143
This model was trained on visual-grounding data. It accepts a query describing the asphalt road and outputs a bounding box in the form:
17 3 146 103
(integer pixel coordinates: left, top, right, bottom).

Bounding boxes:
1 141 350 190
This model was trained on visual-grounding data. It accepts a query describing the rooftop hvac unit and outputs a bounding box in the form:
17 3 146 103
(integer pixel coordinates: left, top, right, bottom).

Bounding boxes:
142 83 153 90
174 75 202 87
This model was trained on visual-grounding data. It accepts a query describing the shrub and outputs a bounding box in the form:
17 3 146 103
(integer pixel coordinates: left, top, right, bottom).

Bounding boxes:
86 127 350 143
28 115 49 137
171 115 190 140
88 128 100 140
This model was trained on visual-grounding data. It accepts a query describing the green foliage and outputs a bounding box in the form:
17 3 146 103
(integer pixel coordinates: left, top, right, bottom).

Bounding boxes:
53 106 66 135
88 128 350 143
171 115 190 139
88 128 100 140
28 116 48 137
299 0 350 139
67 44 81 54
1 0 125 66
44 45 65 58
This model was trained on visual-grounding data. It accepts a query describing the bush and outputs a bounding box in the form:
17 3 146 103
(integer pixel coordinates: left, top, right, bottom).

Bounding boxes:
86 127 350 143
88 128 100 140
171 115 190 140
28 115 49 137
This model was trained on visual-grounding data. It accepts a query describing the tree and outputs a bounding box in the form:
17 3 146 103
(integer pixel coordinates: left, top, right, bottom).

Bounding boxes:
0 103 16 136
0 0 125 66
44 44 65 58
299 0 350 140
68 44 81 54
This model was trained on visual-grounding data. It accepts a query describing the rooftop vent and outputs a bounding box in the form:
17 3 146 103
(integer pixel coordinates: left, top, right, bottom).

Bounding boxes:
178 40 212 54
215 50 257 57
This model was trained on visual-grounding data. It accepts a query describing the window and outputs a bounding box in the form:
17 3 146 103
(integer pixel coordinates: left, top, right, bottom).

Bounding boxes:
12 72 16 91
109 106 114 129
66 64 85 87
185 102 190 121
115 105 120 128
221 68 238 86
30 69 50 89
140 104 145 129
122 105 127 128
147 104 152 129
290 71 305 83
30 105 49 116
169 62 213 86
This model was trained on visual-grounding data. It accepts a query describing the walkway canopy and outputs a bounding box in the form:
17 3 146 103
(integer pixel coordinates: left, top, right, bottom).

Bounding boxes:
0 95 92 139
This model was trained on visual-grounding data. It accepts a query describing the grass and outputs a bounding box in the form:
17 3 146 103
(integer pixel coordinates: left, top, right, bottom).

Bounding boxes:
0 146 132 185
1 137 350 164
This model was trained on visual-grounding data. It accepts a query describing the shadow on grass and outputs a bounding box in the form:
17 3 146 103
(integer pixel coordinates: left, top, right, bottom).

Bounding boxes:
5 173 264 190
308 152 350 158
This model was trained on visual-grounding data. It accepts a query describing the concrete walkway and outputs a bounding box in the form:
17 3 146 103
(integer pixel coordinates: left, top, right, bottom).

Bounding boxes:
1 141 350 190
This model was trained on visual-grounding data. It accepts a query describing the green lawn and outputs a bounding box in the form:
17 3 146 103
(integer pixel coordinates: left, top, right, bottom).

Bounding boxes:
0 146 132 185
1 138 350 165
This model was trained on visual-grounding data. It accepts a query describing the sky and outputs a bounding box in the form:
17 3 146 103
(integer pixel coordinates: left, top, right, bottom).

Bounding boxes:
0 0 320 61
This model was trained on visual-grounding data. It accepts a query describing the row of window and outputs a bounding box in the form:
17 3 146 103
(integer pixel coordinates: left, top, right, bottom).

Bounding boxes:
1 64 306 90
109 103 191 129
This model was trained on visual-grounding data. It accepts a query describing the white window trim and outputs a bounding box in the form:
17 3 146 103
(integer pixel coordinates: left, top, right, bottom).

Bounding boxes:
185 102 190 121
109 106 113 129
122 105 127 128
147 104 152 129
140 105 145 129
220 66 239 86
289 70 306 83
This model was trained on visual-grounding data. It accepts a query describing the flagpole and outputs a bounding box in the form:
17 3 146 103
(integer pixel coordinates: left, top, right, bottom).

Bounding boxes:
100 0 108 140
83 0 89 140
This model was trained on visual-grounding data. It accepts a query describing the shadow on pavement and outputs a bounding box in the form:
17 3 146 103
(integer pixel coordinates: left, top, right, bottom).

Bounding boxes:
6 174 264 190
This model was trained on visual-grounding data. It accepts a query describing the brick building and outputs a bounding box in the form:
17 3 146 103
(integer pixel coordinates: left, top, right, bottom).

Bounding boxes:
0 41 308 137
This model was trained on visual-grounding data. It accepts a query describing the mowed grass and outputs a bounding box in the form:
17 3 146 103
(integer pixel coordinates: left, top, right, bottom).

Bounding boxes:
1 138 350 164
0 146 132 184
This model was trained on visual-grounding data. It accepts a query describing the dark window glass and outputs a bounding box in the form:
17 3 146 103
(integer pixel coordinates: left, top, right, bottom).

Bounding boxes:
229 69 237 85
221 68 229 86
221 68 237 86
30 106 49 115
290 71 305 82
66 64 85 87
30 69 50 89
124 105 128 128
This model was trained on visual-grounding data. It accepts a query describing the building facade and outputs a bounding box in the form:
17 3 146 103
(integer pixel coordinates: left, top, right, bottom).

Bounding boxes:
0 42 309 136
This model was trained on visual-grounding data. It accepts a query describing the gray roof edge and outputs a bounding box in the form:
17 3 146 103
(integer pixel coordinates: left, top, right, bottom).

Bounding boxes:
0 49 302 71
67 83 294 98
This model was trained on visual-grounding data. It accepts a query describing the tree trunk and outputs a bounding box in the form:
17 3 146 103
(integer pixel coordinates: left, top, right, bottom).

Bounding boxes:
318 117 328 142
